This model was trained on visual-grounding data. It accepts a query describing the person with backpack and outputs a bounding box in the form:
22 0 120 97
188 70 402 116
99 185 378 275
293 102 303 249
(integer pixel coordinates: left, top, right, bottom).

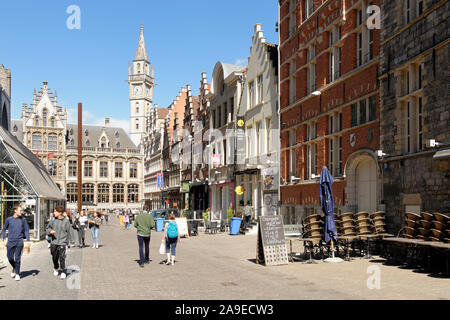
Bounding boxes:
133 210 156 268
163 213 180 265
1 205 31 281
46 206 71 280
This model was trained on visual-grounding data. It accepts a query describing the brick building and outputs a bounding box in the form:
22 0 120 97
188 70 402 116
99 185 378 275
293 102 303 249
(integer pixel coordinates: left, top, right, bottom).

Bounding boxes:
379 0 450 232
279 0 382 225
161 88 187 209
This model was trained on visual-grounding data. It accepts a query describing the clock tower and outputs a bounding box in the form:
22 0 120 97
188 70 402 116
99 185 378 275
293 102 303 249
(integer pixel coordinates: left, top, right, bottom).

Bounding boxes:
128 23 154 147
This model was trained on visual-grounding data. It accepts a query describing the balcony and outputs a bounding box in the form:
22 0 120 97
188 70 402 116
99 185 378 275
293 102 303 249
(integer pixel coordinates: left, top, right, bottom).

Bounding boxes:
66 145 142 155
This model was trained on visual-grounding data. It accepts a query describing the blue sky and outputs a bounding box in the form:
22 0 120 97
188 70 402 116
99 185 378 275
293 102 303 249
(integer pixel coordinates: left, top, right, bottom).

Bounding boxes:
0 0 278 131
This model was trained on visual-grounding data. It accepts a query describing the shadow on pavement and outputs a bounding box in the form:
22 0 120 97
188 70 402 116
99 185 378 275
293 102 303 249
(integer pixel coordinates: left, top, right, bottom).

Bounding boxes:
20 269 40 278
247 259 258 264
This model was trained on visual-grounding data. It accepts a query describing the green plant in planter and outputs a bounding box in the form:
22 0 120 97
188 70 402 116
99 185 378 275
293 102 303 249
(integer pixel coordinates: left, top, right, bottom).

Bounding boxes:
182 209 192 219
227 206 234 224
203 208 210 223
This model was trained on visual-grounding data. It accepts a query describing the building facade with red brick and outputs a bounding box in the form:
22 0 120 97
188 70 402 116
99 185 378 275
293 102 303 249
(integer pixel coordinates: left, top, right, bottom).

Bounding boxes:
279 0 382 225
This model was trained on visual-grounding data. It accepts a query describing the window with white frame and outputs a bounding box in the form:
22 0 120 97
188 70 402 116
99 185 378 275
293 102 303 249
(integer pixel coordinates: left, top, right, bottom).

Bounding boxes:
329 136 342 176
357 31 363 67
289 76 297 105
48 159 57 176
249 81 255 109
351 95 377 127
257 74 263 104
288 128 297 179
246 126 252 158
48 135 57 151
256 121 262 156
32 134 42 150
307 121 317 141
307 143 317 179
306 0 314 17
266 117 272 154
289 10 297 37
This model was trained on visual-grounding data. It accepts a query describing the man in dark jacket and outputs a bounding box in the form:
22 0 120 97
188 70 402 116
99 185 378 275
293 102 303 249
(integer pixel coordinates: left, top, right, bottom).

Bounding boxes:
46 206 71 279
134 211 156 267
1 205 31 281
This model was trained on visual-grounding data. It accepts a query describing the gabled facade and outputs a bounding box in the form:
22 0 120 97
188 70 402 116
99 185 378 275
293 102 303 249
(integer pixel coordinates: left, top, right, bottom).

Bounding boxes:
207 62 245 220
236 24 280 218
161 88 187 209
12 81 143 212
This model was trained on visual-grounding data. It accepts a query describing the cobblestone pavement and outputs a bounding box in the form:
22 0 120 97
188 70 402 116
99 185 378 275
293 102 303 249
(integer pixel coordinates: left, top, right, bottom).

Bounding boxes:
0 216 449 300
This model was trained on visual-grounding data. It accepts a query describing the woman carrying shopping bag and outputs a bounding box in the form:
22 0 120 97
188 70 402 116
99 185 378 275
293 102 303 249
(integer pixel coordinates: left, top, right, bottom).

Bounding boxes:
163 213 180 265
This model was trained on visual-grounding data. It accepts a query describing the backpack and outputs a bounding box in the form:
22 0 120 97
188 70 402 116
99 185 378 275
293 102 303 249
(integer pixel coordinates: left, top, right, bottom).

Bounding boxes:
167 221 178 238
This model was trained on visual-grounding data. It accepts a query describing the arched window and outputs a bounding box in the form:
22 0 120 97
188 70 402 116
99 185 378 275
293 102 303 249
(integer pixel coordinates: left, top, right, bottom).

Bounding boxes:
116 142 121 148
128 184 139 203
67 183 78 203
98 184 110 203
86 139 90 147
50 117 55 127
113 184 124 203
35 116 40 126
82 184 95 203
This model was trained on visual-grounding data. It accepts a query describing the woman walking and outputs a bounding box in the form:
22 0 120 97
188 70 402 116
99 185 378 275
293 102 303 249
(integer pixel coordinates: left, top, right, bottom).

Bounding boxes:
88 212 102 249
123 214 129 230
78 211 88 248
163 213 180 265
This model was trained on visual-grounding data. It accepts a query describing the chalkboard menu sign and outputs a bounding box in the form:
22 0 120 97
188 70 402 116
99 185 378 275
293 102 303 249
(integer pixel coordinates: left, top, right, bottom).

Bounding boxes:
256 216 289 266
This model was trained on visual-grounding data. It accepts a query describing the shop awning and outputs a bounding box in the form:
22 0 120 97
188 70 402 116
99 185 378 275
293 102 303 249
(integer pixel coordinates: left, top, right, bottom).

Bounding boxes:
0 126 65 200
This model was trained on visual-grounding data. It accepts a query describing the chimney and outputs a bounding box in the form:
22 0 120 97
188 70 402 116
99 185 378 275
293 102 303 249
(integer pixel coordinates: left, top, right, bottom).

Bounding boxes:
105 118 110 127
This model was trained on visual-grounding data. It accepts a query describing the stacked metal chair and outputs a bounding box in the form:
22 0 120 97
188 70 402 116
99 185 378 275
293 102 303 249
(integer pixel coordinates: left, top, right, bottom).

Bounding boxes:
403 212 421 239
355 211 372 235
430 212 449 243
370 211 387 234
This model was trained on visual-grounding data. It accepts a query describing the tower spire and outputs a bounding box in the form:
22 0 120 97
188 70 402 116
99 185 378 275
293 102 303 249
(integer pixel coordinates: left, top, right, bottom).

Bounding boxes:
134 23 148 61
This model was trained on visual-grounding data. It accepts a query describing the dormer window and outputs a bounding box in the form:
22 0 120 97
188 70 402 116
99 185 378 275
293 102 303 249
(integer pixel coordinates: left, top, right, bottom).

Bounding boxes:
84 129 89 136
35 117 40 126
86 139 90 147
115 131 119 138
70 128 73 135
50 118 55 127
116 142 121 148
13 125 18 132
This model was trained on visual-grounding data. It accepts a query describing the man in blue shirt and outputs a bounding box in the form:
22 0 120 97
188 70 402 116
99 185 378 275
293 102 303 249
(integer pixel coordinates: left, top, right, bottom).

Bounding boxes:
2 205 31 281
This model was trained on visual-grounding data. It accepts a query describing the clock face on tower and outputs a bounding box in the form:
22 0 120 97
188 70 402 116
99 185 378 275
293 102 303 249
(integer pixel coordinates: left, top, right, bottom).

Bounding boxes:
134 86 142 96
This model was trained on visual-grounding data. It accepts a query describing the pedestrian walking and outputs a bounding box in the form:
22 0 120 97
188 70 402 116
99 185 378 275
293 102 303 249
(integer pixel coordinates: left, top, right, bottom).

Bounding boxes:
1 205 31 281
133 210 156 267
163 213 180 265
46 206 71 279
243 200 253 230
88 212 101 249
77 211 88 248
45 212 55 248
104 212 109 224
65 212 76 248
123 214 129 230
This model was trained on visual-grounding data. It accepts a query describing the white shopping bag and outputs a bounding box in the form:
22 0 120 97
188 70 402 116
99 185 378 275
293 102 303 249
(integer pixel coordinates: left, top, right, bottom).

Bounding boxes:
159 240 166 255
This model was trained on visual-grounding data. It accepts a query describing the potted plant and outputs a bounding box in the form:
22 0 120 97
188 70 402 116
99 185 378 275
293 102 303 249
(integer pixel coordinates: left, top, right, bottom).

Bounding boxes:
227 206 234 225
203 208 210 224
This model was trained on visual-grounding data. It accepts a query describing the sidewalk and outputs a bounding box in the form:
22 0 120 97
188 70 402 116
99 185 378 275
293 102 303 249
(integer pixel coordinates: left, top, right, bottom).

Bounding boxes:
0 216 449 300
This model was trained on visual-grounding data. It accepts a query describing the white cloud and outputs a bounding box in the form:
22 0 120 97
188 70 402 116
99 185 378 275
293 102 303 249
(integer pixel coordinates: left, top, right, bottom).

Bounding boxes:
234 58 248 67
66 107 130 134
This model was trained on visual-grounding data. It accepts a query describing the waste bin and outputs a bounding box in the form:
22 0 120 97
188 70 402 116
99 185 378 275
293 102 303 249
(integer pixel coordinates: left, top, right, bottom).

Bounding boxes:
156 218 165 232
230 217 242 235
